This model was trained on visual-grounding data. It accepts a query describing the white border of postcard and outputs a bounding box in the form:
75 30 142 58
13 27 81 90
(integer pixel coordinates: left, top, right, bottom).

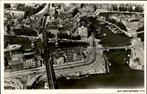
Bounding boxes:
1 0 147 94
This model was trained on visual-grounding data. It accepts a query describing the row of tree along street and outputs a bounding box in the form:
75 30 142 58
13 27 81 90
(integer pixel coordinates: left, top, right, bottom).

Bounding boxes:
108 4 143 12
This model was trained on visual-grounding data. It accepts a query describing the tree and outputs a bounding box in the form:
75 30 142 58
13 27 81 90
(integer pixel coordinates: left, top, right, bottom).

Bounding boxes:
17 4 25 11
116 22 127 31
112 5 118 11
119 5 125 11
4 4 11 9
134 5 144 12
128 6 133 12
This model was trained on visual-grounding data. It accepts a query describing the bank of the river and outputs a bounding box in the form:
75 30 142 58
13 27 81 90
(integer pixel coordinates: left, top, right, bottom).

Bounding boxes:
34 49 144 89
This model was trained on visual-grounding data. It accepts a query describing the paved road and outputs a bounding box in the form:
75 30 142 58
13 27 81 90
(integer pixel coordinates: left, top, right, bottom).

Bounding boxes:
5 44 142 78
5 46 97 77
4 44 106 77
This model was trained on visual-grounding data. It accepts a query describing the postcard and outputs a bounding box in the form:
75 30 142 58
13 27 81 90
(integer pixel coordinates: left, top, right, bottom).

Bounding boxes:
1 0 146 94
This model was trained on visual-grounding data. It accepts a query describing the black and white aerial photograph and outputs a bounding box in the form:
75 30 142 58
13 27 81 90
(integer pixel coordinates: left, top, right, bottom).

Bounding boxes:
4 3 144 89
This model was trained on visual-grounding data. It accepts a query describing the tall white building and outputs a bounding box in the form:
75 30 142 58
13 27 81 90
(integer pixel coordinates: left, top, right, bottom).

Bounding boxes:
78 25 88 39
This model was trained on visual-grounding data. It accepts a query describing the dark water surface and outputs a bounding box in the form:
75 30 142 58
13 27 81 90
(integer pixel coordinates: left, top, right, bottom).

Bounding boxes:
35 70 144 89
56 49 144 89
56 70 144 89
35 49 144 89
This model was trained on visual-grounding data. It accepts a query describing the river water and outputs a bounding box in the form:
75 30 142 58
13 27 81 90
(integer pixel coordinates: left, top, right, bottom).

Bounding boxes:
56 71 144 89
34 49 144 89
32 18 144 89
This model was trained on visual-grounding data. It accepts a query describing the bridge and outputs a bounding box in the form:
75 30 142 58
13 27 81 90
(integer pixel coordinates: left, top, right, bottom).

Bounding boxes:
5 42 137 89
4 45 107 89
4 4 144 89
96 46 133 50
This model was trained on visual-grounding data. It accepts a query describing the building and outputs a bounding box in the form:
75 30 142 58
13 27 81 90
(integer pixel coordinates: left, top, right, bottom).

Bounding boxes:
129 38 144 70
4 44 24 71
78 25 88 39
5 9 25 18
